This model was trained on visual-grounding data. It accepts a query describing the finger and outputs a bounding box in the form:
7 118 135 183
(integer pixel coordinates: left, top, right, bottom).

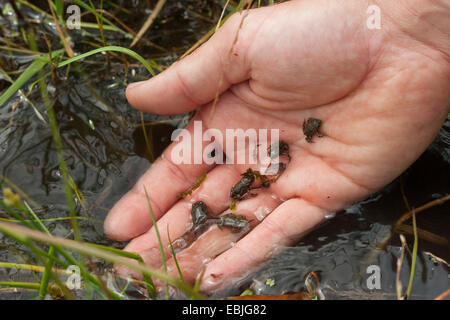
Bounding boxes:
104 118 215 241
199 198 326 292
125 13 250 115
163 191 282 285
113 164 243 279
114 183 281 282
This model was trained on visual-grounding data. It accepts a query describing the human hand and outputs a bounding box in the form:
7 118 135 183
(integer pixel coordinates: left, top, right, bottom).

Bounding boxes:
104 0 450 292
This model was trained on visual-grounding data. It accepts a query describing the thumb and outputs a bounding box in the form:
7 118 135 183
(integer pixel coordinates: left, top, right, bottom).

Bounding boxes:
126 14 251 115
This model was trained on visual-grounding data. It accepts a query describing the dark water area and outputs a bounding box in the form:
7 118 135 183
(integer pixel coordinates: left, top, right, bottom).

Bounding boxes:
0 1 448 300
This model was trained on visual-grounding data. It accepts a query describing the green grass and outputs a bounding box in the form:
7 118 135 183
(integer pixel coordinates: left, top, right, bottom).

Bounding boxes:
0 38 195 298
406 210 418 300
143 187 169 299
0 49 64 106
0 32 171 302
0 24 164 299
0 219 206 299
0 281 41 290
167 224 185 283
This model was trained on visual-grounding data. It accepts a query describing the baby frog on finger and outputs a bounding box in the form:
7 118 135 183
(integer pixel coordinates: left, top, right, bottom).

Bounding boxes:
216 213 249 233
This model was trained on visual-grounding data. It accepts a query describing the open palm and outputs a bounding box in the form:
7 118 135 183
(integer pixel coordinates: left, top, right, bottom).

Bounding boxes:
104 0 450 292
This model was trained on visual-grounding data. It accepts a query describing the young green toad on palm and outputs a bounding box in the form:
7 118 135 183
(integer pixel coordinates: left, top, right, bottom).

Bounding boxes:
103 0 450 292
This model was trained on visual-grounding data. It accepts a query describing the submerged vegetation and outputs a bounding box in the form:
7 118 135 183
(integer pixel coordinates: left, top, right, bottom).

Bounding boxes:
0 0 448 300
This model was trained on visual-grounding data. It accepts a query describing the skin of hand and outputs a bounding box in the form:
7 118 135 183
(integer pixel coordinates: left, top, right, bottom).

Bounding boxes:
104 0 450 292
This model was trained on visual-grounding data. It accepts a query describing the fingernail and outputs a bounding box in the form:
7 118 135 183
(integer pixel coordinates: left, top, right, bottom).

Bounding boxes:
200 274 223 291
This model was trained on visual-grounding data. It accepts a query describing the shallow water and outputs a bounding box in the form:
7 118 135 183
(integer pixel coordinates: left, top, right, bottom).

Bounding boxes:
0 1 449 300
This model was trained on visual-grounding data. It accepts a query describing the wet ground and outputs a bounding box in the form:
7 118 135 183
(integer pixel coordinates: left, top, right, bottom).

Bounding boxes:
0 1 449 299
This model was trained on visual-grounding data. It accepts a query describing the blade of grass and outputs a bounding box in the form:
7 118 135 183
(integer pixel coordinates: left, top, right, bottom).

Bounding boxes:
0 281 40 290
0 45 37 54
167 224 184 283
0 216 92 223
0 261 67 274
23 200 57 300
1 46 155 108
405 209 418 300
28 31 81 242
0 66 47 123
67 174 87 212
120 278 131 296
143 186 169 299
55 0 64 26
0 50 64 107
38 245 56 299
23 201 49 234
191 267 205 300
57 45 155 75
140 111 154 162
27 29 89 298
